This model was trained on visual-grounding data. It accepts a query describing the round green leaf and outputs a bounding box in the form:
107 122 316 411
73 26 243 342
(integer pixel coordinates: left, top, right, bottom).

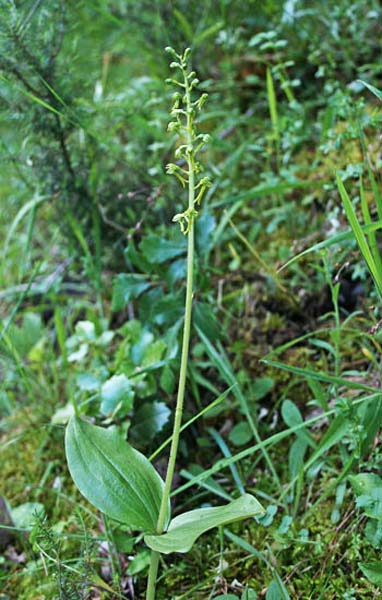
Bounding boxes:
112 274 150 312
11 502 45 530
359 561 382 585
349 473 382 496
100 374 134 416
65 417 170 532
140 233 186 264
130 401 171 443
228 422 252 447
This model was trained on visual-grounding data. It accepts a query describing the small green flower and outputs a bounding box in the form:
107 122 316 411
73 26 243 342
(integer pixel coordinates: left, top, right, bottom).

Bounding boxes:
165 47 211 233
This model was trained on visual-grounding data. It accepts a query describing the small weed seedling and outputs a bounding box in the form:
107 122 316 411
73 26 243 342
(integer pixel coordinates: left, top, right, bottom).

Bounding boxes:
65 48 264 599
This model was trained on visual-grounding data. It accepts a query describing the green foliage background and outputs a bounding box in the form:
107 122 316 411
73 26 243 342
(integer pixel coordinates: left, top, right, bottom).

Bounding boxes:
2 1 382 598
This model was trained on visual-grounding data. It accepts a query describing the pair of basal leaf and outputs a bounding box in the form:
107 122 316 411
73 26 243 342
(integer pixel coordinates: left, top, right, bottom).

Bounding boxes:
66 417 264 553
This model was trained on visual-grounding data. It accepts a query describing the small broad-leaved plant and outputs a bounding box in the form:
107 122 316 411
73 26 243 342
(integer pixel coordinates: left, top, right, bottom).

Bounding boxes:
65 47 264 600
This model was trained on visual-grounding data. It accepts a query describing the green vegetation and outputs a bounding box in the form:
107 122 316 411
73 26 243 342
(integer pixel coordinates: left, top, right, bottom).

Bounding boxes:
2 1 382 598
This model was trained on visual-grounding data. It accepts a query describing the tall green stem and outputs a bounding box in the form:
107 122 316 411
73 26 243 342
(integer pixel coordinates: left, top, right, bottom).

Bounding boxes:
146 550 160 600
146 66 195 600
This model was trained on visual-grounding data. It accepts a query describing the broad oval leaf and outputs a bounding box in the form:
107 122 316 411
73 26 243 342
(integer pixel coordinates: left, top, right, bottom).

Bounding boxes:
144 493 264 554
65 416 170 532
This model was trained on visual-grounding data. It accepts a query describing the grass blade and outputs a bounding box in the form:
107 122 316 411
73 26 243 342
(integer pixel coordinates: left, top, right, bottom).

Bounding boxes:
359 176 382 275
196 326 281 489
262 358 379 394
172 393 381 496
208 427 245 495
278 221 382 272
337 173 382 301
149 387 234 461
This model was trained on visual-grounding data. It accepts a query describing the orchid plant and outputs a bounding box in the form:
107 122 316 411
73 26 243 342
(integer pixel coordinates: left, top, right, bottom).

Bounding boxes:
65 47 264 600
